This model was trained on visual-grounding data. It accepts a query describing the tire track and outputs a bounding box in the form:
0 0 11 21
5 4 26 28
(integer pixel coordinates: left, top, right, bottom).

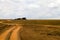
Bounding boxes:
0 24 22 40
9 25 22 40
0 26 16 40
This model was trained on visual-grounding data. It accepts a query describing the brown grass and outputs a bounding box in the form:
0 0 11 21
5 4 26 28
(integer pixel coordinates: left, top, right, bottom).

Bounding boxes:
19 20 60 40
0 20 60 40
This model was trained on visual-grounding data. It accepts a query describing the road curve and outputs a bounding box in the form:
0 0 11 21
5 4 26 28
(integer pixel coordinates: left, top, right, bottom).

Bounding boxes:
0 24 22 40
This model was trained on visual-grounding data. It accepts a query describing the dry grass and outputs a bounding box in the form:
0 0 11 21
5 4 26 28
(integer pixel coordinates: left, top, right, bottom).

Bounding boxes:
20 24 60 40
20 20 60 40
0 20 60 40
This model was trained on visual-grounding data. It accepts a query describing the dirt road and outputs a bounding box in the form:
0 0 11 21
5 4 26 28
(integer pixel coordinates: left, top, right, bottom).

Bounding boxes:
10 25 22 40
0 24 22 40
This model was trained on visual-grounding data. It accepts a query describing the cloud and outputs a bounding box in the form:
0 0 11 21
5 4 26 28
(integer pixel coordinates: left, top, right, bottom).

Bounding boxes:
48 0 60 7
0 0 60 19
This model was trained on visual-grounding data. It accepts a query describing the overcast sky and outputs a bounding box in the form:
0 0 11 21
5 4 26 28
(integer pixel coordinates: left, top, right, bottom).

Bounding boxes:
0 0 60 19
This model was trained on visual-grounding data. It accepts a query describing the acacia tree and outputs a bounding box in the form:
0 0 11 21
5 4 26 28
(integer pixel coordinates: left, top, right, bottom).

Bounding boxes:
15 17 26 20
22 17 26 20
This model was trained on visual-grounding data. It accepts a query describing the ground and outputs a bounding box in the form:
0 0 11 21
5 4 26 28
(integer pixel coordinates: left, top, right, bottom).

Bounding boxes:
0 20 60 40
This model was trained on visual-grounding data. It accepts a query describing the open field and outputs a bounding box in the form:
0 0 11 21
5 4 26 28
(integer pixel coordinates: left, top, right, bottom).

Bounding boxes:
0 20 60 40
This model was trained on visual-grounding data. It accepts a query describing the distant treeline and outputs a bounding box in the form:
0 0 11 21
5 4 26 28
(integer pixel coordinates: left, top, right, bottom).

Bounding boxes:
15 17 26 20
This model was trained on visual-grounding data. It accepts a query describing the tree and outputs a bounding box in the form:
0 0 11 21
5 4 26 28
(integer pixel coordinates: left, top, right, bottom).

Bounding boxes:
22 17 26 20
14 17 26 20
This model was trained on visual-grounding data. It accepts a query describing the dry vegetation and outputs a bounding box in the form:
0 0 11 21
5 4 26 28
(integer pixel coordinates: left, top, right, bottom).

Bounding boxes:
0 20 60 40
20 20 60 40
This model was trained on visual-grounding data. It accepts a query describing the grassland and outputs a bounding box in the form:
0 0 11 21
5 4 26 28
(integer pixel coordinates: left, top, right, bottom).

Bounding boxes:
0 20 60 40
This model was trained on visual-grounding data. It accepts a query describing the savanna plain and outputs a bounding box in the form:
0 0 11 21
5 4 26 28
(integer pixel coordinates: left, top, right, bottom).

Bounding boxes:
0 19 60 40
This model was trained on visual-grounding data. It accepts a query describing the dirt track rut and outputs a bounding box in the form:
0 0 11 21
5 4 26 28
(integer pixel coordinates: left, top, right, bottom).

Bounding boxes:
0 24 22 40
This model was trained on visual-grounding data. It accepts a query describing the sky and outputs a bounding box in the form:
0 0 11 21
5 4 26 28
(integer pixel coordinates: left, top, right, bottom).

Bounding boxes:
0 0 60 19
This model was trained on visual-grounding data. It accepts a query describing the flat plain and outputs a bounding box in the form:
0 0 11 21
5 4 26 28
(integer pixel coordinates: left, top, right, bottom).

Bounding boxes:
0 19 60 40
